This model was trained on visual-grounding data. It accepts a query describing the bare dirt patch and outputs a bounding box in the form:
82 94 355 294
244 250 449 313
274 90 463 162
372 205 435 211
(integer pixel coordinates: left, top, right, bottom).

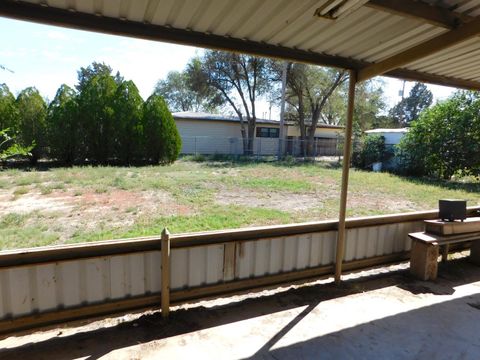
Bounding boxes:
0 190 73 214
347 192 417 213
215 188 327 212
0 188 192 242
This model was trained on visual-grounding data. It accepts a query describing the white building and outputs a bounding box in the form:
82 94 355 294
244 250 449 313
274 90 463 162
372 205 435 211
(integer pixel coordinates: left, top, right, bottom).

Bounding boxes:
364 128 409 146
173 111 344 156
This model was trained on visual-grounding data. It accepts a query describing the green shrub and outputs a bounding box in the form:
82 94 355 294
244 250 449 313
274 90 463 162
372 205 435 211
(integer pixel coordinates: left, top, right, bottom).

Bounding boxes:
396 91 480 179
142 94 181 164
352 134 386 170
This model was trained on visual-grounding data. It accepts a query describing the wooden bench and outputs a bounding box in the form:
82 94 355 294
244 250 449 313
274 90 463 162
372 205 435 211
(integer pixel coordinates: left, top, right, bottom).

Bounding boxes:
408 230 480 280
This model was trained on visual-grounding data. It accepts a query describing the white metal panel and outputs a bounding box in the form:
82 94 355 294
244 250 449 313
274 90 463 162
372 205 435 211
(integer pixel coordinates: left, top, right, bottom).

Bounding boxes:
268 238 284 275
236 241 255 279
171 245 224 289
145 251 162 293
35 263 57 312
321 231 336 265
84 258 105 303
282 236 298 272
9 267 31 317
129 253 145 296
171 248 189 289
188 247 206 287
253 240 270 277
296 234 311 270
206 245 224 284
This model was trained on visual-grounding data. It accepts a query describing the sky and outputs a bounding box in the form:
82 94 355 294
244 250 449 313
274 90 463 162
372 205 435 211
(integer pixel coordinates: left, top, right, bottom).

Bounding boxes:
0 17 457 118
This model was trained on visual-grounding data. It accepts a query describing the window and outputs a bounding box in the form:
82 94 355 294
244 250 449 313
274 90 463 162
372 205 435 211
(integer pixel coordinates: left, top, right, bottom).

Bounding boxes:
256 127 279 138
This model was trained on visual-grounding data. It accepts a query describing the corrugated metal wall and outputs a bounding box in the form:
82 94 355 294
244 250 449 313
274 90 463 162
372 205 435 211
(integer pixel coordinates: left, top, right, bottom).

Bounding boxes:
0 219 426 322
0 251 162 319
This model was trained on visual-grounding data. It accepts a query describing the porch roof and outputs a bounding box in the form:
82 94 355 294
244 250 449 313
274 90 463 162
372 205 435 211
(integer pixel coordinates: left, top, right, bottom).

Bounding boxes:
1 0 480 90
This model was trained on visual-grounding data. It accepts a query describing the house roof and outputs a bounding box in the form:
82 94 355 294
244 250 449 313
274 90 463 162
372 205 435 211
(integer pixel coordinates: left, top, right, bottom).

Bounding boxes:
173 111 344 129
1 1 480 91
365 128 409 134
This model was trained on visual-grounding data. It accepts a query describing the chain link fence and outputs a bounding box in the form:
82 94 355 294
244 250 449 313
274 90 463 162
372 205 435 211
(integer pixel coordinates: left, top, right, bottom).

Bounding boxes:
180 136 343 160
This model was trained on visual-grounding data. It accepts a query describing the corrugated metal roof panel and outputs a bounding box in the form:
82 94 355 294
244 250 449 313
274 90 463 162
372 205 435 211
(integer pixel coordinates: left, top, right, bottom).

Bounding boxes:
2 0 480 89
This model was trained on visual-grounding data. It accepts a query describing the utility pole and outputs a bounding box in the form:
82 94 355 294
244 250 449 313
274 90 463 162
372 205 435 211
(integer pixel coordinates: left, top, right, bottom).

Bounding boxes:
400 80 406 126
278 61 288 159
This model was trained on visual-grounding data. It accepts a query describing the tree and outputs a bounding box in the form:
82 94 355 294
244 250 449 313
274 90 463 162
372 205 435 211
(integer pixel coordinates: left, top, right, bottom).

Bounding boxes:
16 87 47 164
113 80 144 164
200 50 271 155
46 84 79 164
155 71 193 112
143 94 181 164
283 63 346 155
154 58 222 113
389 82 433 126
76 62 118 164
396 91 480 179
352 80 389 133
0 84 18 132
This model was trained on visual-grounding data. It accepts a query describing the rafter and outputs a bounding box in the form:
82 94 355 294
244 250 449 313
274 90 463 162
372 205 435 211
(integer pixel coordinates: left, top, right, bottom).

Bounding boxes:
357 15 480 82
365 0 472 29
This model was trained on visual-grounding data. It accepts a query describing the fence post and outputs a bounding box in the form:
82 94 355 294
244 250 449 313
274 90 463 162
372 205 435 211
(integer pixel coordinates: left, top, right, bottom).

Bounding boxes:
161 228 171 318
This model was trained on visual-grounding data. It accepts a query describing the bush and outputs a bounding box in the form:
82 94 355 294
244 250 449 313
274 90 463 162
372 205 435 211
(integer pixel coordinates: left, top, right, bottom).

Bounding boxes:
143 95 182 164
396 91 480 179
352 134 386 170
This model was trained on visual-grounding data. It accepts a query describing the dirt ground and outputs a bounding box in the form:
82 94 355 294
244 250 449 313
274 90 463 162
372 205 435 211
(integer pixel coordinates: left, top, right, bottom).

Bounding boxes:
2 255 480 359
0 187 191 241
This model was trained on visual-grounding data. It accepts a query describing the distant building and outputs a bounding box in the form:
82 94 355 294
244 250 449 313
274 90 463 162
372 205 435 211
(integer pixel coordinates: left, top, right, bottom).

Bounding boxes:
173 112 344 156
364 128 409 170
364 128 409 146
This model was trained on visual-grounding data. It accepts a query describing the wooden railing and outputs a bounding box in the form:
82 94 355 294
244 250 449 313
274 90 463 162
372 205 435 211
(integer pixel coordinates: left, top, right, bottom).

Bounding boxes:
1 207 479 336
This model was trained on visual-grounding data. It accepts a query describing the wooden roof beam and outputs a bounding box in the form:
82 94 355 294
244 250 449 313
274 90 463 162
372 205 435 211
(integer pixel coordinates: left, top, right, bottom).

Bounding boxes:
357 16 480 82
365 0 472 29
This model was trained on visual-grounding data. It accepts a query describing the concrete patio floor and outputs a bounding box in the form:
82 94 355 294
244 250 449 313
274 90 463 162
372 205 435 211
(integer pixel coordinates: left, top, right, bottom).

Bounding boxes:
2 256 480 360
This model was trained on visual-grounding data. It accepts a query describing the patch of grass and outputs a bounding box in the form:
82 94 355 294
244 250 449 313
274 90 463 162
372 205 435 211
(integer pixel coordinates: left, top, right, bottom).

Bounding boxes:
68 206 293 243
39 185 53 195
1 213 28 227
14 173 42 186
13 186 29 197
0 226 58 250
233 177 314 193
94 186 108 194
0 178 9 189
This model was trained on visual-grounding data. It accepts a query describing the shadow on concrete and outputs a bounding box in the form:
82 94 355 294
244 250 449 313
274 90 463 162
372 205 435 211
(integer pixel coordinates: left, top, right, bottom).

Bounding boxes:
249 292 480 360
1 258 480 360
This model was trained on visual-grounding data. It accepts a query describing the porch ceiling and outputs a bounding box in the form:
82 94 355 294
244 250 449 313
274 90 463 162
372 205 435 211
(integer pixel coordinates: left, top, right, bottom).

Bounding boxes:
1 0 480 90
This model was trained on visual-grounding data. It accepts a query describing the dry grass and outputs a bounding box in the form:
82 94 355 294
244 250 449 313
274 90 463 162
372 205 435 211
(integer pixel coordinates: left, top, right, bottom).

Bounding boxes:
0 158 479 250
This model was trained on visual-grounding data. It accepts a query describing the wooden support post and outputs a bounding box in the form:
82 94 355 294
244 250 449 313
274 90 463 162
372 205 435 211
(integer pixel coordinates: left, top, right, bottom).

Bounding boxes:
335 70 357 284
410 240 439 281
441 244 450 262
161 228 171 318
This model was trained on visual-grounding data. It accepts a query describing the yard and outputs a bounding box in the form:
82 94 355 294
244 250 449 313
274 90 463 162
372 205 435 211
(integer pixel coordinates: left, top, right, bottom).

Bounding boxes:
1 158 480 250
